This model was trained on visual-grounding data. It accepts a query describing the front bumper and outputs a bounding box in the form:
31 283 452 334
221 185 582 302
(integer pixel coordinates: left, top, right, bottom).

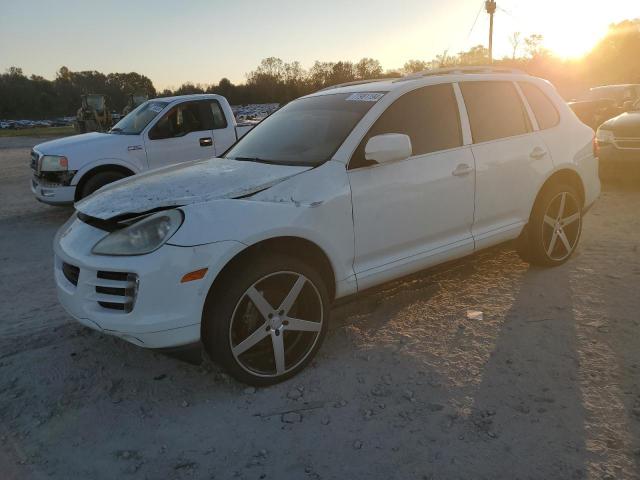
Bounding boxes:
31 175 76 205
53 216 245 348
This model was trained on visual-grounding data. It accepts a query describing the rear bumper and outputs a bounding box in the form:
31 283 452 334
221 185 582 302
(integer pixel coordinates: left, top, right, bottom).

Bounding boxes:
31 176 75 205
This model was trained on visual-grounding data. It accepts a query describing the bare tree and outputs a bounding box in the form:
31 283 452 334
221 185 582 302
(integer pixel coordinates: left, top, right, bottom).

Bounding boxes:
524 34 546 58
509 32 521 60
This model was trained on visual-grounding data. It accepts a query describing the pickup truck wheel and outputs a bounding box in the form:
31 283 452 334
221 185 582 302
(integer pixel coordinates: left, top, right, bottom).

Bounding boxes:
519 183 582 267
204 254 329 386
79 171 128 200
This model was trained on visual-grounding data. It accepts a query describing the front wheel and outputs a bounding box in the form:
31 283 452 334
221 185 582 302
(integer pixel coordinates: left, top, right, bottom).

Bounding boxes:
518 183 583 267
203 254 329 386
78 171 128 200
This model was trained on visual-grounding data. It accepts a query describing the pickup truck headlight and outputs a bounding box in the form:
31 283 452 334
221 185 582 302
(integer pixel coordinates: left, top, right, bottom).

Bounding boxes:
92 210 183 256
596 128 615 144
40 155 68 172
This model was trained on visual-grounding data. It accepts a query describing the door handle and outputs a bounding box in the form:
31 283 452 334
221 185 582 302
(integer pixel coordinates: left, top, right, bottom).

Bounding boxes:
530 147 547 159
199 137 213 147
452 163 474 176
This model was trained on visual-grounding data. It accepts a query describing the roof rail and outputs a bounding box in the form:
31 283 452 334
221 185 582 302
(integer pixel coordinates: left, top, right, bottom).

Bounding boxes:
317 78 399 92
395 66 525 82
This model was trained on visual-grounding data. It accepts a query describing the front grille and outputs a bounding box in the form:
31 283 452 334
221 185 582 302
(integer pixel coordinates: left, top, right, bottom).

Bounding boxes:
95 271 138 313
615 138 640 149
62 262 80 286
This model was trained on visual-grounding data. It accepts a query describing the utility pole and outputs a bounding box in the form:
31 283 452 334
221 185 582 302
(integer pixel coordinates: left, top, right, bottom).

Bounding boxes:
485 1 497 63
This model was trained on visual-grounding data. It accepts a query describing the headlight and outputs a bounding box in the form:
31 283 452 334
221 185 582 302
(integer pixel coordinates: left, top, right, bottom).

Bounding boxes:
92 210 183 256
40 155 68 172
596 128 615 144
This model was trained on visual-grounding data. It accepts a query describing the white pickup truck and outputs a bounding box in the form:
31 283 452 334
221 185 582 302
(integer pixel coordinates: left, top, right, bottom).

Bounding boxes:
30 94 255 204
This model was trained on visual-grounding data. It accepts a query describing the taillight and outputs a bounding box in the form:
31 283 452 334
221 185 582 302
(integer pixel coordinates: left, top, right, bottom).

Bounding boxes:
592 135 599 158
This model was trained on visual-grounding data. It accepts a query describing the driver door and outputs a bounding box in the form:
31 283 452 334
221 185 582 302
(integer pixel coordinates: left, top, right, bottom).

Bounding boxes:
348 83 476 290
144 100 217 169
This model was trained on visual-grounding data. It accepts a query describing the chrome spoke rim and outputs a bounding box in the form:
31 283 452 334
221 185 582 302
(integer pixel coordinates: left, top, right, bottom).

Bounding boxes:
284 317 322 332
541 191 581 261
229 271 323 378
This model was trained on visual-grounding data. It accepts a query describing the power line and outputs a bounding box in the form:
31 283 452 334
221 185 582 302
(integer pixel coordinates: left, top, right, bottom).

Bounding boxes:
466 1 487 45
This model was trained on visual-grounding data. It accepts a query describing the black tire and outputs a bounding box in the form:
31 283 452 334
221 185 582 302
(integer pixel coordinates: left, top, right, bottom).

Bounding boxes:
518 182 582 267
203 253 330 386
79 171 128 200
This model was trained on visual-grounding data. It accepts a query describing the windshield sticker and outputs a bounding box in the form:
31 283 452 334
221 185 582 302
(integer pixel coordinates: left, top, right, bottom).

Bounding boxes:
149 104 164 113
346 92 384 102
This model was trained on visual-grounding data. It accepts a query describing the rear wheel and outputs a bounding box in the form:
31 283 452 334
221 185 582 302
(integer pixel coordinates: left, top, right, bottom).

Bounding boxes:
78 171 128 200
204 254 329 386
518 183 582 267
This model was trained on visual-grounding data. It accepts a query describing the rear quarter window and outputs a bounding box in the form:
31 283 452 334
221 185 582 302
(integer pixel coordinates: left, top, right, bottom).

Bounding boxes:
519 82 560 130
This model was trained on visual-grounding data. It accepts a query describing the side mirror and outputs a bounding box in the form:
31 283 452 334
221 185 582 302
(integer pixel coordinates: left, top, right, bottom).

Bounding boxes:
365 133 412 164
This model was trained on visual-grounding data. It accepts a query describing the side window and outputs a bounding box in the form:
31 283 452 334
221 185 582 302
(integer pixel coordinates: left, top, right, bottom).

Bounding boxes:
460 81 531 143
210 100 228 129
350 83 462 168
149 101 215 140
519 82 560 130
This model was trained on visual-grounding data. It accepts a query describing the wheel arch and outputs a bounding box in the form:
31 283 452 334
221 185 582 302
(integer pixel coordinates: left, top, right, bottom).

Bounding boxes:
73 164 136 201
201 236 337 342
531 167 586 217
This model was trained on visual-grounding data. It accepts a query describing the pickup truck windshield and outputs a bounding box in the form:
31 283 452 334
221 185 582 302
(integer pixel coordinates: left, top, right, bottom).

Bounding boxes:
224 93 383 166
110 101 169 135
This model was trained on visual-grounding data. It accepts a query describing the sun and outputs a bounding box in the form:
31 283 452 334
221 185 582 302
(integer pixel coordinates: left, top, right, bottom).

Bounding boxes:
542 24 608 59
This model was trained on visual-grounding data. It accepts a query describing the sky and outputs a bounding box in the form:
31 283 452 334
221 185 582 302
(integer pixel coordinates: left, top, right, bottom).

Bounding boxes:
0 0 637 90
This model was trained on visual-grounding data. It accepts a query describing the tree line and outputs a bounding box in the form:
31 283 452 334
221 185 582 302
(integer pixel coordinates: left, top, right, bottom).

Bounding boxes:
1 19 638 119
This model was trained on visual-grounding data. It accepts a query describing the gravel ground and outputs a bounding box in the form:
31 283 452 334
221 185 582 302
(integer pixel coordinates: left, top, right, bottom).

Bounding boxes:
1 137 640 480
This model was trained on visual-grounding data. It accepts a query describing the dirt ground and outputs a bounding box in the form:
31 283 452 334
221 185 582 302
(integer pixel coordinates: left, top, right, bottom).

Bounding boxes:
1 137 640 480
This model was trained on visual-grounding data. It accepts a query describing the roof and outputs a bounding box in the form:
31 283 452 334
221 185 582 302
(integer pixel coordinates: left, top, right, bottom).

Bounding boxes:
307 66 536 98
591 84 640 90
148 93 223 103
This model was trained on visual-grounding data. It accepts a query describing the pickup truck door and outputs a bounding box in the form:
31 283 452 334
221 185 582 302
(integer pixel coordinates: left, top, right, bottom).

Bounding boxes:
144 100 220 169
348 84 475 290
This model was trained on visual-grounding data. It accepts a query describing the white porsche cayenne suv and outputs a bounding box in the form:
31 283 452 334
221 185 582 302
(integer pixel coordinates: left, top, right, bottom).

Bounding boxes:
54 67 600 385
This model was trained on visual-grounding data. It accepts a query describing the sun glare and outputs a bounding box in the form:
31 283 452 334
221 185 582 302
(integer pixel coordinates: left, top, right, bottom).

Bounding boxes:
542 23 608 59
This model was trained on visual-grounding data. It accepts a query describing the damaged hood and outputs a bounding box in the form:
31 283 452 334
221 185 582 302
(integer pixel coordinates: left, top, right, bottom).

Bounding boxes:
75 158 311 220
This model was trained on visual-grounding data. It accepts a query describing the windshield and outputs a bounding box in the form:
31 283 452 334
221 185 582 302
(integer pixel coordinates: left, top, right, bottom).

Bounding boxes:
86 95 105 111
110 100 168 135
224 92 383 166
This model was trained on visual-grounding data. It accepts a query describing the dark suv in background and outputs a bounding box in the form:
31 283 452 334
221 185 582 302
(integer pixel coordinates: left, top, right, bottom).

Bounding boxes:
569 84 640 130
596 97 640 165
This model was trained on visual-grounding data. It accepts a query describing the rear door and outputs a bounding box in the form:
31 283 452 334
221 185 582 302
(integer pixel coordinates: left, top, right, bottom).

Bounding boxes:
348 83 476 289
459 80 553 249
144 100 217 169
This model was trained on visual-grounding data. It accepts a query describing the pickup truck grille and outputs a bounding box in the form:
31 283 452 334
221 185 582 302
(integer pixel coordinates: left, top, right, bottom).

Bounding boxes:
95 271 139 313
614 137 640 150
